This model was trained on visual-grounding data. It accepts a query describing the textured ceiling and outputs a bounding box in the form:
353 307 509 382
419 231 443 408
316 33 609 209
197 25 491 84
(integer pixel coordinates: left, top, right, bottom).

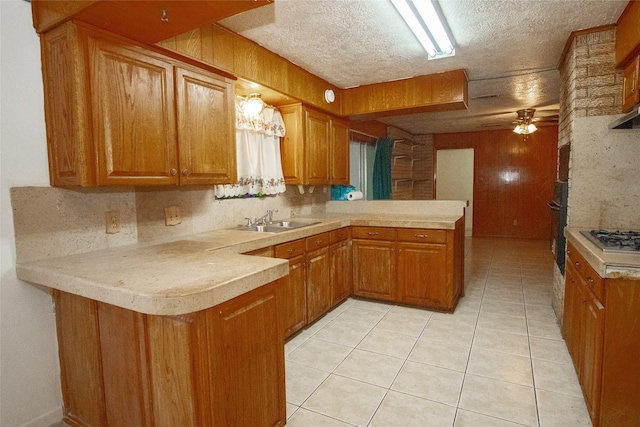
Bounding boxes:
221 0 628 134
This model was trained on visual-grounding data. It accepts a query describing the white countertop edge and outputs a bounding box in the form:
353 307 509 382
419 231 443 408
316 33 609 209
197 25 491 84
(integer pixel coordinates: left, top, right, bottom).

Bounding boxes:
17 214 464 315
564 228 640 279
17 260 289 316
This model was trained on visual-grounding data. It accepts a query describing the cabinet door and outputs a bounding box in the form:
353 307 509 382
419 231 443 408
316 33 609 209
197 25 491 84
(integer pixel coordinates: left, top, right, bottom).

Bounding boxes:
279 255 307 337
622 55 639 113
352 239 395 300
175 67 236 185
41 22 94 187
279 105 305 184
397 242 447 308
563 260 580 363
580 287 604 423
305 109 330 185
330 239 352 306
306 246 331 323
330 118 350 184
209 281 286 427
88 33 178 185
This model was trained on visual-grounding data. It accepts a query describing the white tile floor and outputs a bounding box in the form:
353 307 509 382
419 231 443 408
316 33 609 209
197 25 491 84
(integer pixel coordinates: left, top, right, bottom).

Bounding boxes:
284 238 592 427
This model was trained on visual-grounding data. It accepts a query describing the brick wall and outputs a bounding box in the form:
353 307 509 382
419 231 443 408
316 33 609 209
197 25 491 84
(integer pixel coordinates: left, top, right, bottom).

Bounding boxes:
558 27 621 148
387 127 434 200
553 26 622 325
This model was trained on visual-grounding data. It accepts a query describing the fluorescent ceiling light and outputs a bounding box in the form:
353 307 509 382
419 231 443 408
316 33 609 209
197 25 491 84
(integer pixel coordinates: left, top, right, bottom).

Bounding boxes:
390 0 455 59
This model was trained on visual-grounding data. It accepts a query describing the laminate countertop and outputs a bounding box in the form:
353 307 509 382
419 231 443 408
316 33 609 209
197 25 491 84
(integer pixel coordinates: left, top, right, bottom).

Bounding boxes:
564 227 640 280
17 213 463 315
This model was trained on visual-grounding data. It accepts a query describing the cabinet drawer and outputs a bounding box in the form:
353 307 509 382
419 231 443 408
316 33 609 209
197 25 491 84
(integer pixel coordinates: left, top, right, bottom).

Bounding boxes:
397 228 447 244
275 239 306 259
351 227 396 241
306 232 329 250
567 242 585 276
330 228 350 244
583 262 604 303
567 242 604 303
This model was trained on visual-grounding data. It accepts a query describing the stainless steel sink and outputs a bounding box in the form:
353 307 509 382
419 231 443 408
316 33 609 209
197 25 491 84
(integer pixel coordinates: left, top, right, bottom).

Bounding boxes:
236 220 321 233
273 220 320 228
237 224 289 233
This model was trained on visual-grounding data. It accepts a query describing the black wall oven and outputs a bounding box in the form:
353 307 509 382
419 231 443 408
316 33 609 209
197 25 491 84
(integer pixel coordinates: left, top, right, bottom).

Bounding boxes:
549 181 568 273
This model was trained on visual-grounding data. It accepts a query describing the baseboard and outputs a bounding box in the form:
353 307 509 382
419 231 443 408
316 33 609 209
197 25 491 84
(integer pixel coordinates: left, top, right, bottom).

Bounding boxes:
18 406 63 427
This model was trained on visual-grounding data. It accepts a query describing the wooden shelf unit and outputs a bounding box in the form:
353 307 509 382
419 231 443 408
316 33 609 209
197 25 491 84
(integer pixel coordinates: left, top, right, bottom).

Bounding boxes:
391 139 433 200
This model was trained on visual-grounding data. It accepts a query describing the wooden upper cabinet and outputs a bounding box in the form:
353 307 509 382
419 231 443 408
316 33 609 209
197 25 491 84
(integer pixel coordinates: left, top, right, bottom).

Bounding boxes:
330 117 350 185
280 103 343 185
175 66 236 185
305 108 330 185
40 22 236 187
343 70 468 120
279 104 305 184
41 22 93 186
622 55 640 112
89 33 178 185
32 0 272 45
615 0 640 68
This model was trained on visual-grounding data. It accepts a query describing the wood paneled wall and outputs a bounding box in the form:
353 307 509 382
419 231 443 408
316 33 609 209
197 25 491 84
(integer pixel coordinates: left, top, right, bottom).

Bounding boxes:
434 126 558 239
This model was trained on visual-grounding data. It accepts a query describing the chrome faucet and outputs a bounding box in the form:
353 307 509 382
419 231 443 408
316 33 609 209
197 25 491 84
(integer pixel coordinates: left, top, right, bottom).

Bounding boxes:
266 209 278 224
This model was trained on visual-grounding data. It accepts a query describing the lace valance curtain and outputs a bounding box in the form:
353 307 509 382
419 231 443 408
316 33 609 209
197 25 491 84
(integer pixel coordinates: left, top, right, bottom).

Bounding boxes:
215 98 287 198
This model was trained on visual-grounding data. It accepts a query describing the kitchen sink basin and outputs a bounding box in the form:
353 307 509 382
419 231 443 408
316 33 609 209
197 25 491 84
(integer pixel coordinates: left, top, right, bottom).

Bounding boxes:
236 220 321 233
237 224 289 233
273 220 320 228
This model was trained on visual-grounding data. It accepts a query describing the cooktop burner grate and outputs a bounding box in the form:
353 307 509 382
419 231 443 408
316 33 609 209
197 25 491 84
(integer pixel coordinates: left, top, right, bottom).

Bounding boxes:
582 229 640 253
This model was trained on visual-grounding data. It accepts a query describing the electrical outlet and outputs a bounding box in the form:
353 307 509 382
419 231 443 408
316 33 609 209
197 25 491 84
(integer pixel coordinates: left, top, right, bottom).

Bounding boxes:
106 211 121 234
165 205 182 226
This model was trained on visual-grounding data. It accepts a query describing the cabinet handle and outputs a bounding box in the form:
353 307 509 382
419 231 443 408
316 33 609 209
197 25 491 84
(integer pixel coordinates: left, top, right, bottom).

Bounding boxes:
367 232 379 236
575 261 580 267
587 277 594 284
182 169 189 176
287 248 295 253
170 168 177 176
414 234 428 238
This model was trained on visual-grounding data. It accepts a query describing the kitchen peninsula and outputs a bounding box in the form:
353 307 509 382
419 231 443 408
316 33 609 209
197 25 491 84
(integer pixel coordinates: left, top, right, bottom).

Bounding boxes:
16 202 465 427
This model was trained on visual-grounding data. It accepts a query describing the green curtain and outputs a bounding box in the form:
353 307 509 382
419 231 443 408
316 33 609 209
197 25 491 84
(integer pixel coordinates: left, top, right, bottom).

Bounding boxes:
372 137 394 200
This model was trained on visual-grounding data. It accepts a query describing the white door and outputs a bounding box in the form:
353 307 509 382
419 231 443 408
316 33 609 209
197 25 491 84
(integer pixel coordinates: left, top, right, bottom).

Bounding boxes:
436 148 474 236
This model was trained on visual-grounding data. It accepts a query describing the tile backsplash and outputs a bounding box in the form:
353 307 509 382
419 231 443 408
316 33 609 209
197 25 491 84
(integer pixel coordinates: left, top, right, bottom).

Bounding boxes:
11 185 327 263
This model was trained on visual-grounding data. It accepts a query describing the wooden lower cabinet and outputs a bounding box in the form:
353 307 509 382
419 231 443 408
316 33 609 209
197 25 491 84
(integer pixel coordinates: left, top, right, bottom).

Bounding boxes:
306 233 331 323
352 236 396 301
53 281 285 427
352 223 464 311
563 242 640 427
330 228 352 305
274 239 307 338
397 241 447 308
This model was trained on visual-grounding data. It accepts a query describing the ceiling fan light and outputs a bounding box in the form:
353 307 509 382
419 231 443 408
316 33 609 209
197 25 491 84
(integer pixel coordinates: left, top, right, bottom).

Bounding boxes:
513 122 538 135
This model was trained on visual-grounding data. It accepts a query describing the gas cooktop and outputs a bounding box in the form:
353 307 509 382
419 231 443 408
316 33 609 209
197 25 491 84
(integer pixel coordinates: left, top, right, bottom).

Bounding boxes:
581 230 640 253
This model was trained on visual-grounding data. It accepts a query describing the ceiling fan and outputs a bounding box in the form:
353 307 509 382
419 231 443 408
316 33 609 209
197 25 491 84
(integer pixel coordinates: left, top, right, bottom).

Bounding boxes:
512 108 559 134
